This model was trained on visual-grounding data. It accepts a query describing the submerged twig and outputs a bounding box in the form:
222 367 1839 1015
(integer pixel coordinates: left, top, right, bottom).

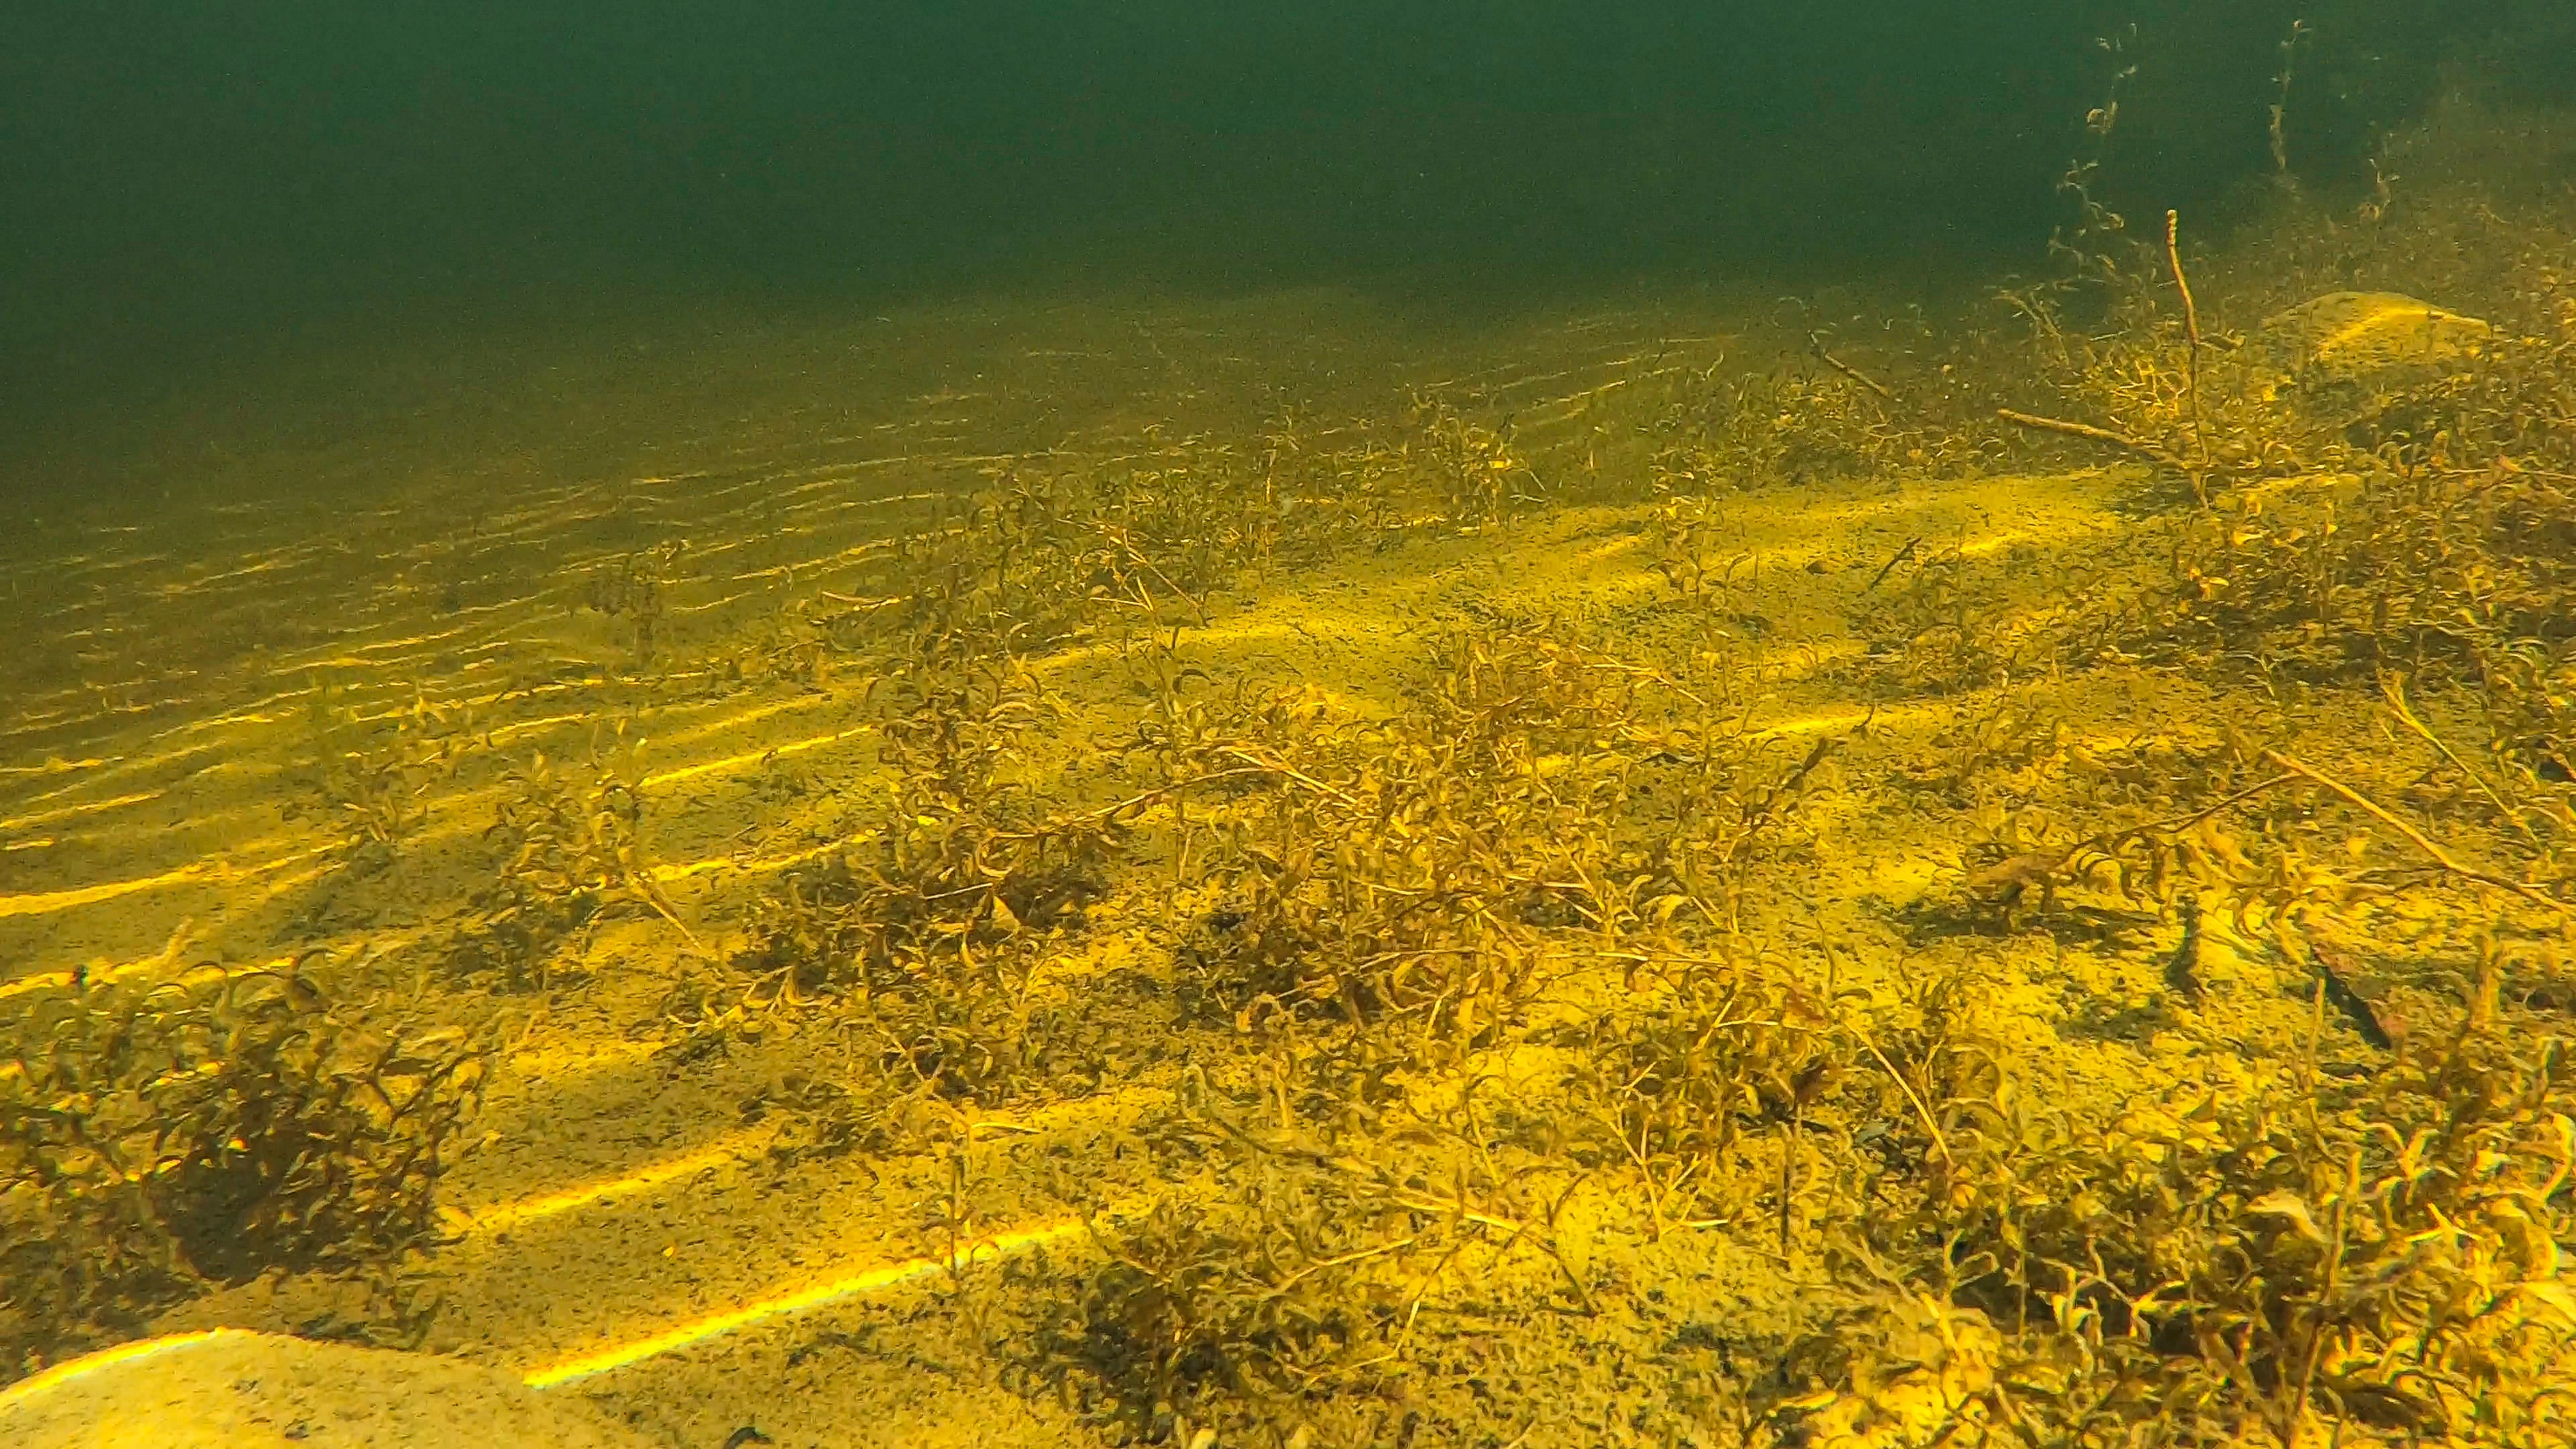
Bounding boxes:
1863 536 1923 592
2381 673 2540 849
1998 408 2190 473
2264 749 2571 914
2166 209 2209 474
1848 1019 1953 1170
1808 332 1897 401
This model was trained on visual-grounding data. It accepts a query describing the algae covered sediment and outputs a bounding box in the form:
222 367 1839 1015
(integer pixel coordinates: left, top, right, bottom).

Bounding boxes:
6 86 2576 1449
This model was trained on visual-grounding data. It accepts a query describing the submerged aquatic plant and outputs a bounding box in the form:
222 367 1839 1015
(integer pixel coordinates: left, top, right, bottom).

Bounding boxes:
0 961 491 1372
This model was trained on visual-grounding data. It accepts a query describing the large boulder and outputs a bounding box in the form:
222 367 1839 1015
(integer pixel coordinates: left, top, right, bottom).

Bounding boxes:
2259 290 2491 385
2254 290 2495 439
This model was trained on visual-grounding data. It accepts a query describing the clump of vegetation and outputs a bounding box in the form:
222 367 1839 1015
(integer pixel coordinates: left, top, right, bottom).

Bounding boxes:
1404 391 1538 527
1647 489 1756 605
730 660 1117 999
1861 540 2107 695
1777 995 2573 1447
1015 1180 1418 1446
580 539 689 667
1013 1049 1590 1447
451 743 694 990
1151 623 1829 1056
1569 946 1842 1241
855 448 1288 673
304 677 484 866
746 396 1548 701
0 961 491 1373
1654 366 1918 491
714 657 1122 1104
1939 119 2576 705
1642 319 2019 502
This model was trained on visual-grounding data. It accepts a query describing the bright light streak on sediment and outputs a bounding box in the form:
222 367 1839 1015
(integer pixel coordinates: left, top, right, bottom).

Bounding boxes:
519 1214 1109 1389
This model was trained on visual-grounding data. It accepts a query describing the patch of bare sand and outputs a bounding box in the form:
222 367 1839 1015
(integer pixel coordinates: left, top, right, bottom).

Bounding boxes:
0 1330 658 1449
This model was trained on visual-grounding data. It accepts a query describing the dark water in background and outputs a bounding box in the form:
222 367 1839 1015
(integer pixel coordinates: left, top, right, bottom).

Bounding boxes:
1 1 2565 489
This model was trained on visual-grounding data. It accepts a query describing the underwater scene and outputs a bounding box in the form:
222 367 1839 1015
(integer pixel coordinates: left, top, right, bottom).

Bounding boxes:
5 4 2576 1446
